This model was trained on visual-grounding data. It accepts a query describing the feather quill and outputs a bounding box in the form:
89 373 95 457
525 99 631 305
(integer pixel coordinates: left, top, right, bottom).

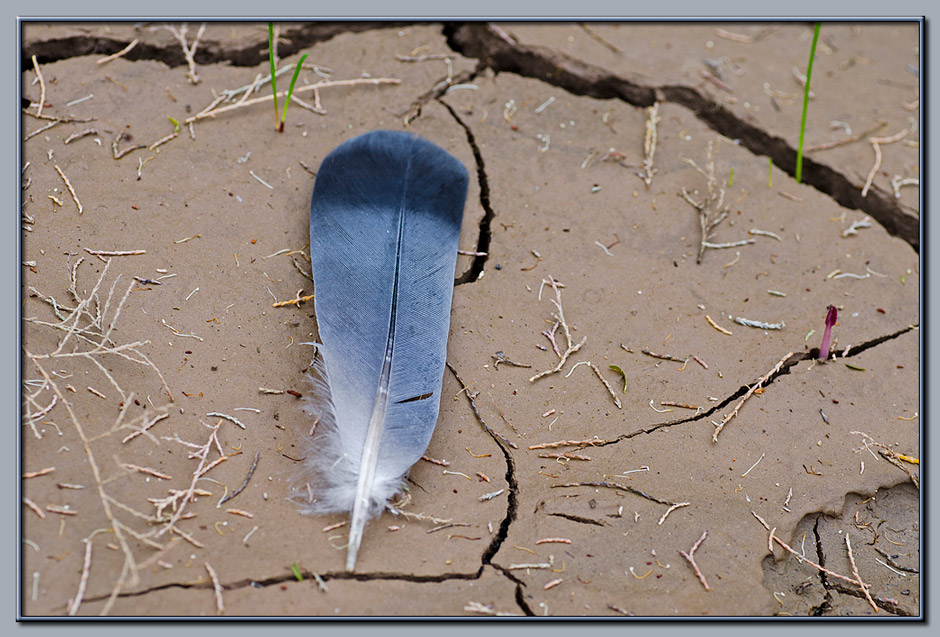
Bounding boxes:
298 130 468 571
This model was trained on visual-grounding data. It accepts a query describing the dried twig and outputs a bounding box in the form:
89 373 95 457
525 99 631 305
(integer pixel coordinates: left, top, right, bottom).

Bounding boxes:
536 537 572 545
464 601 522 616
805 119 886 152
712 353 793 442
121 412 170 444
638 102 660 187
845 534 878 612
530 277 586 382
23 497 46 519
734 317 785 330
68 539 94 616
528 438 611 450
157 23 206 84
28 357 142 610
680 140 753 263
492 351 531 370
46 504 77 516
842 217 872 237
420 455 450 467
54 165 83 214
149 129 178 151
753 512 878 610
184 77 401 126
205 412 247 430
714 28 753 43
32 55 45 118
700 70 734 92
205 561 225 615
84 248 146 258
24 119 61 141
64 128 99 144
679 531 710 591
23 467 55 479
852 431 919 488
155 420 223 537
658 501 690 525
24 260 178 612
539 452 591 461
218 451 260 506
97 39 139 64
580 22 621 53
272 290 315 308
890 175 918 199
111 131 146 159
120 463 172 480
588 362 622 409
705 315 733 336
642 349 687 364
23 110 94 124
862 126 913 198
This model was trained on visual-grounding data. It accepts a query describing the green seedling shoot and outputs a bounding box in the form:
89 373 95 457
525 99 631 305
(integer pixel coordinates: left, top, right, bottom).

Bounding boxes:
269 23 279 130
268 23 309 132
280 53 309 132
796 23 821 183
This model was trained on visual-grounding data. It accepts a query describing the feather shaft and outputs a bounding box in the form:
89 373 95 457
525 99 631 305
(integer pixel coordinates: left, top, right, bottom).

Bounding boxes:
347 211 403 570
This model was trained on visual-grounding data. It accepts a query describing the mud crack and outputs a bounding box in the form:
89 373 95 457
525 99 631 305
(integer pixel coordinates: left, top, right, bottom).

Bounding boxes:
804 513 910 616
401 62 485 126
440 100 495 286
607 323 917 443
447 363 518 566
806 515 833 616
447 363 532 614
547 512 608 527
81 566 482 607
443 22 656 106
22 22 404 70
444 22 919 252
78 362 524 614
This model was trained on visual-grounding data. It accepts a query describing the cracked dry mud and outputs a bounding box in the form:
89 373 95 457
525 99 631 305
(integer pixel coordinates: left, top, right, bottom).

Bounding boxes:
20 22 920 617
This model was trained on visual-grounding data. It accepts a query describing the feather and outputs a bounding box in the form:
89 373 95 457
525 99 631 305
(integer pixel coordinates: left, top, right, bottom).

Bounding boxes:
297 130 468 571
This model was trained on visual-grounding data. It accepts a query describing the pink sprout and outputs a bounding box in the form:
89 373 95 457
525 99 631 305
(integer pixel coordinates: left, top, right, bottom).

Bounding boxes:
818 305 837 360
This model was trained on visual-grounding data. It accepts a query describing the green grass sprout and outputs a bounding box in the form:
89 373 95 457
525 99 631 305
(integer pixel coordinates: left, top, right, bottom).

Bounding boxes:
291 562 304 581
268 23 279 131
167 116 180 133
268 22 309 132
280 53 309 132
768 158 773 188
796 23 821 183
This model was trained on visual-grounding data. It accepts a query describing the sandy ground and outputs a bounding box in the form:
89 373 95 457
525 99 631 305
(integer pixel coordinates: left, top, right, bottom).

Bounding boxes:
20 21 920 617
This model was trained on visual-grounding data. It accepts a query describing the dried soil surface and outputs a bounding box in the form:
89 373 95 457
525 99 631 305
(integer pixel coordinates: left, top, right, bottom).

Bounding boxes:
20 21 920 617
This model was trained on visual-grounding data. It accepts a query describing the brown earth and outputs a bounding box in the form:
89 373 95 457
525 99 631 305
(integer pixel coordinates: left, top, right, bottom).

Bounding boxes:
20 21 920 617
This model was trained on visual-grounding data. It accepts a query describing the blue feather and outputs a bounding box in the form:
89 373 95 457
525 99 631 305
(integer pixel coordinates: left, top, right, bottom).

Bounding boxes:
297 131 468 570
